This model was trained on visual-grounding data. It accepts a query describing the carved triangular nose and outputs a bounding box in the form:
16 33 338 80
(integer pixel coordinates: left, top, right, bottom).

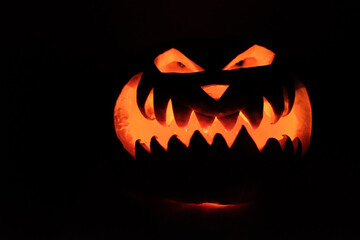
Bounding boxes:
201 84 229 101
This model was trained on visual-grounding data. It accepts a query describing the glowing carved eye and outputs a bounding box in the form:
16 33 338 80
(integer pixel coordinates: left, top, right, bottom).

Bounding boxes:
154 48 204 73
223 45 275 71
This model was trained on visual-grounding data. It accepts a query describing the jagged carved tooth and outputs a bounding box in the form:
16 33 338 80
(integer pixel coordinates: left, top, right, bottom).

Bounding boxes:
218 112 239 131
284 75 296 115
231 127 259 154
165 99 174 126
135 140 150 160
261 138 282 155
242 97 263 129
167 135 187 154
239 112 251 126
211 134 229 151
263 86 284 122
136 73 153 118
194 112 215 129
150 136 166 155
292 137 303 158
279 135 294 155
188 130 210 151
243 110 262 129
282 86 291 117
278 135 288 150
284 136 295 155
154 88 170 125
144 88 155 119
172 100 192 128
263 97 281 124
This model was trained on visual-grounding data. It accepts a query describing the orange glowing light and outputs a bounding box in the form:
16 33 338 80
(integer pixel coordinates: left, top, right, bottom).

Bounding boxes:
201 84 229 101
223 45 275 70
154 48 204 73
113 73 312 158
163 199 250 210
190 202 238 209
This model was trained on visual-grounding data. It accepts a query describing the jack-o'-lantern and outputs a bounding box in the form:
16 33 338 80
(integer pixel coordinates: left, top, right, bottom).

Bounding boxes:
114 43 312 216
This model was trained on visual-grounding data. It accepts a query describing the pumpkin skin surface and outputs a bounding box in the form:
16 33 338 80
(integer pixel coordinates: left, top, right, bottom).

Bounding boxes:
114 44 312 209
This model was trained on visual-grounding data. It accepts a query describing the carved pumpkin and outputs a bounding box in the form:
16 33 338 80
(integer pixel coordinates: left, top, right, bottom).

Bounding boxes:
114 44 312 211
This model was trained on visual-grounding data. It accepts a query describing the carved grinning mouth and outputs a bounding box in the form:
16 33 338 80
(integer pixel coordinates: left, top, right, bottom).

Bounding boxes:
114 72 312 158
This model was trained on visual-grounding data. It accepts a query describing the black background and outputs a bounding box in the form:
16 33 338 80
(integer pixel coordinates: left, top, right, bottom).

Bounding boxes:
3 0 359 239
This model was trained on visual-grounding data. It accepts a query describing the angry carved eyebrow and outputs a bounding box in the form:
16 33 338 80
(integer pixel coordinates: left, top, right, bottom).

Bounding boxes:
154 48 205 73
